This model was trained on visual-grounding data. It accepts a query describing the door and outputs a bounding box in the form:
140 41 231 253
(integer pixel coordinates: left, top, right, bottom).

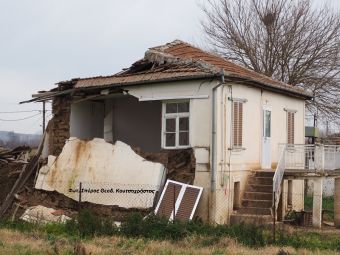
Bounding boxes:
261 109 271 169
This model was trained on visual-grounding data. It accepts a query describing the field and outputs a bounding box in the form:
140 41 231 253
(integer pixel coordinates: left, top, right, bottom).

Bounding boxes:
0 228 339 255
0 211 340 255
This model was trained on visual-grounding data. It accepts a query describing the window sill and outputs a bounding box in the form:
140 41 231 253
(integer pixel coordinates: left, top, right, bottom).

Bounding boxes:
228 147 246 152
162 146 191 150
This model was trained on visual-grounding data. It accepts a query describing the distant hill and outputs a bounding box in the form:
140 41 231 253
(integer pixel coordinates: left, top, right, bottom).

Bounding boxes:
0 131 41 149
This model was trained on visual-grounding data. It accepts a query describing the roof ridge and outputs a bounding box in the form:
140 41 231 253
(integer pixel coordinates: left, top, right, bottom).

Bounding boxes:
144 48 221 76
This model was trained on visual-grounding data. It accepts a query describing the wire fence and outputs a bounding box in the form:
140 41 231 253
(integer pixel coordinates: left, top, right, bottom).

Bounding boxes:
33 180 161 211
2 175 337 243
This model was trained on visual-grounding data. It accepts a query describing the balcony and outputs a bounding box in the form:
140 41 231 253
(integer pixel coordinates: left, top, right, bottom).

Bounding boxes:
280 144 340 176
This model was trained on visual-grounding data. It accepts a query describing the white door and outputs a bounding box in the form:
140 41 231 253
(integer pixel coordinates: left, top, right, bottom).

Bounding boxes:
261 109 271 169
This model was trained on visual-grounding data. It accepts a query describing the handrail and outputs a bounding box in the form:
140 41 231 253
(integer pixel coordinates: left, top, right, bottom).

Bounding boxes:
272 144 286 213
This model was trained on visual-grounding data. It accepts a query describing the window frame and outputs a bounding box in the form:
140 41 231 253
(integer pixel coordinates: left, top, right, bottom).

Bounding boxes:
162 100 190 149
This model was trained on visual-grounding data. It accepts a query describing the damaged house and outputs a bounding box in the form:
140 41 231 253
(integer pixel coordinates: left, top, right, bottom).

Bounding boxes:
23 40 312 224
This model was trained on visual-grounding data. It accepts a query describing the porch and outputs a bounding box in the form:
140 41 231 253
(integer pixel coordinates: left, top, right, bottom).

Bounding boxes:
273 144 340 228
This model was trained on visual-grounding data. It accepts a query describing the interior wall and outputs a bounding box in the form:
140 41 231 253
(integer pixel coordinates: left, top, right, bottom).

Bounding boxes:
104 100 114 143
112 96 162 152
70 101 104 139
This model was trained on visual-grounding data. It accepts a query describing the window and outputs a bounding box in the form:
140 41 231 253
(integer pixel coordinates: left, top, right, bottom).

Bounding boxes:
162 101 190 149
287 111 295 144
263 110 271 138
232 101 243 148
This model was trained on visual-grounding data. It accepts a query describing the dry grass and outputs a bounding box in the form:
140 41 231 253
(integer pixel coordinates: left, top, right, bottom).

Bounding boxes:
0 229 339 255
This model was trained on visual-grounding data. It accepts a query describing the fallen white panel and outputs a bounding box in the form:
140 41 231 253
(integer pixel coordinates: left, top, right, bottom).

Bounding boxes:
20 205 70 224
35 138 166 208
155 180 203 221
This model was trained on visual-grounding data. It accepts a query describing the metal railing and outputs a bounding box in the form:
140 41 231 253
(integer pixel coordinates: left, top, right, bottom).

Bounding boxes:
272 144 286 213
281 144 340 172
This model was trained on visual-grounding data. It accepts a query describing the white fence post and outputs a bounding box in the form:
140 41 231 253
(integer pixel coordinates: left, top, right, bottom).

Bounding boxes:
321 145 325 172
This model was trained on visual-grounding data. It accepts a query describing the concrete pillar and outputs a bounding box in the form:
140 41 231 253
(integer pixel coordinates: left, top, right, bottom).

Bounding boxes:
312 178 323 228
334 178 340 227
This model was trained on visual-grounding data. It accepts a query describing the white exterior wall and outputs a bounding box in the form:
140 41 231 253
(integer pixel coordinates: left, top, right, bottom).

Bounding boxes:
67 79 306 223
213 83 306 223
129 79 306 223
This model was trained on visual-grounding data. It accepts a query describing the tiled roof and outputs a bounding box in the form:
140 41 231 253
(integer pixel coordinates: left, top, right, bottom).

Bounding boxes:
149 40 310 97
68 40 310 98
74 61 213 89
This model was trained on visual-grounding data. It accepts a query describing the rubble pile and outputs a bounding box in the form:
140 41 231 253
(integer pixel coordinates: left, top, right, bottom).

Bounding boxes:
0 146 30 163
0 162 26 204
0 138 196 223
134 148 196 184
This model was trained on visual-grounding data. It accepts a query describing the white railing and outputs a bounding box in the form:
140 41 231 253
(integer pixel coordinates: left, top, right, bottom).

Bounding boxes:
272 143 340 215
272 144 286 212
281 144 340 172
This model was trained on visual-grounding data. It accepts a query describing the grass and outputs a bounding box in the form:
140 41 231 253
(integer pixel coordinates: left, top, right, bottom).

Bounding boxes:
0 228 339 255
0 210 340 254
304 195 334 220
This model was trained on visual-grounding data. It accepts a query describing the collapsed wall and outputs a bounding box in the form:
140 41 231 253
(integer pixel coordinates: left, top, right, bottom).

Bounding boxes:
134 148 196 185
36 138 166 209
48 96 71 156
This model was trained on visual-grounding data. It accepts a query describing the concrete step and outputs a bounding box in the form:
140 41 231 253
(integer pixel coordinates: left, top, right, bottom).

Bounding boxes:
230 214 272 225
237 207 272 215
242 199 272 208
248 177 273 185
244 191 272 200
253 171 275 177
247 184 273 193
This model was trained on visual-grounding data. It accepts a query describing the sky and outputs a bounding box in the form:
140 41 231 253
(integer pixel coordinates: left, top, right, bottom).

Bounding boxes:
0 0 339 134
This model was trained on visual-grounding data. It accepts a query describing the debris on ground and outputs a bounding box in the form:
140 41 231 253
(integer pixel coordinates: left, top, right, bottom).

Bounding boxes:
1 137 197 222
0 146 31 163
20 205 71 223
0 162 26 203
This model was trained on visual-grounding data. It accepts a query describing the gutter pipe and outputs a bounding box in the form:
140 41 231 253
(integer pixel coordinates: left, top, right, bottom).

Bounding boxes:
211 69 225 192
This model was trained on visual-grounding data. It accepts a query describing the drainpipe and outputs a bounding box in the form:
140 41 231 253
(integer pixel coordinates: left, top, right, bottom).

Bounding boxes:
211 69 225 193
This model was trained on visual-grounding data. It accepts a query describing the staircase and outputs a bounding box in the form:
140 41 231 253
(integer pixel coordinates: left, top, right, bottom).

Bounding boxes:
230 170 274 225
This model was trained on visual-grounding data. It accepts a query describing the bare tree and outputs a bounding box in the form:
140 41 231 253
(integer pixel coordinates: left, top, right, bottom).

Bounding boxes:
201 0 340 122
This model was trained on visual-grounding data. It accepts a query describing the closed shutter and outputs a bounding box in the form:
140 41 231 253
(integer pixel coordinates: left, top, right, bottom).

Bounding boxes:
155 182 181 219
233 101 243 147
176 187 200 220
287 112 295 144
154 180 203 221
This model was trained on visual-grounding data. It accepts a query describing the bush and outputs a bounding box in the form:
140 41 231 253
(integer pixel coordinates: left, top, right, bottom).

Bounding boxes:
69 209 118 238
120 212 270 246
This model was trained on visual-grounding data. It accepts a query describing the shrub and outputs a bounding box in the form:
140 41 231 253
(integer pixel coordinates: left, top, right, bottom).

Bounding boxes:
72 209 118 238
120 212 270 246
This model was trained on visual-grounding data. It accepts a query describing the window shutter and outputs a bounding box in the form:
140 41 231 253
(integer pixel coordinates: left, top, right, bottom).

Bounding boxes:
287 112 295 144
155 180 203 221
233 101 243 147
155 182 182 219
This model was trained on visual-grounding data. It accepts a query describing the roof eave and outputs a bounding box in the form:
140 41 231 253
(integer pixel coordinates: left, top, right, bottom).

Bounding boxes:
226 75 312 100
20 74 218 104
